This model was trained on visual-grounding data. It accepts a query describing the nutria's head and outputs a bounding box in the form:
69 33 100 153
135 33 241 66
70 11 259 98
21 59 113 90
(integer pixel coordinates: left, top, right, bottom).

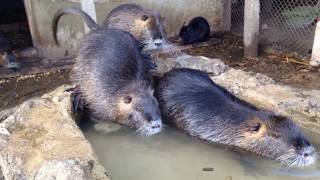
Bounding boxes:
116 80 162 136
179 23 188 38
104 4 168 51
232 113 317 168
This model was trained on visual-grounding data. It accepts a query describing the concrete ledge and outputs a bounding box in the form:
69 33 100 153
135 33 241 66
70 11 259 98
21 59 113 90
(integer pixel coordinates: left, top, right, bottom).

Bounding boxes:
0 85 109 180
212 69 320 132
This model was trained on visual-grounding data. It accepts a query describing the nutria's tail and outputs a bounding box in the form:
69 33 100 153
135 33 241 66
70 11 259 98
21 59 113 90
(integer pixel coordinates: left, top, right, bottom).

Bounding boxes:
52 7 98 46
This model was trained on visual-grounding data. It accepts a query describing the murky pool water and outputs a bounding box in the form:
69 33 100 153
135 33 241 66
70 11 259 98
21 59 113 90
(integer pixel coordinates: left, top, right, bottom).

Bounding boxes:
82 123 320 180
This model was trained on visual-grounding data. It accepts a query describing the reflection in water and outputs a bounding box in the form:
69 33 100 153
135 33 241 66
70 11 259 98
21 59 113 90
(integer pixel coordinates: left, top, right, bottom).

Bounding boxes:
82 123 320 180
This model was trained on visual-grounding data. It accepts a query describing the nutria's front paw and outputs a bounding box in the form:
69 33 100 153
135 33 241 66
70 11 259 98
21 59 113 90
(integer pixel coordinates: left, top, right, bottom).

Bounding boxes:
94 122 122 134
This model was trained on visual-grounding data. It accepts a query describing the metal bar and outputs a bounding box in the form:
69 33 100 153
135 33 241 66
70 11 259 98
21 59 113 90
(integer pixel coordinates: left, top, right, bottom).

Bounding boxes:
310 17 320 67
23 0 38 50
244 0 260 58
80 0 97 33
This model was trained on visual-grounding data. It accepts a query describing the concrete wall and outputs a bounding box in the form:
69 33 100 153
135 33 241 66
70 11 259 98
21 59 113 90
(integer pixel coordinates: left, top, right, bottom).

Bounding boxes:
24 0 224 58
24 0 85 58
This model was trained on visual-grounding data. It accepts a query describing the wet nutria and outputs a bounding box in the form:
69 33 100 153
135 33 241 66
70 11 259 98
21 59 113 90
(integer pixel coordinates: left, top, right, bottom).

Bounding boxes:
179 17 210 45
73 28 162 136
52 3 167 51
0 34 20 70
155 68 317 167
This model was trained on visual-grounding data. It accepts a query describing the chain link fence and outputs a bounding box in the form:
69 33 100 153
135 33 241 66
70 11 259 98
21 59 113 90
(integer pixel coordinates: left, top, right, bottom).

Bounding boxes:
230 0 320 58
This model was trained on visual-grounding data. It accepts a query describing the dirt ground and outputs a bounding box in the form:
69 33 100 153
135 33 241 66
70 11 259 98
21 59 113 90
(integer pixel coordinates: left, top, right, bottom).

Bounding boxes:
185 34 320 90
0 69 70 111
0 33 319 111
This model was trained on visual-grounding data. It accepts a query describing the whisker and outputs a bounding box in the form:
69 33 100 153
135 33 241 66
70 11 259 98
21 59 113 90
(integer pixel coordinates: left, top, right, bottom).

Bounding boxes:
135 126 145 136
288 158 296 168
276 153 293 162
299 156 306 168
277 153 297 168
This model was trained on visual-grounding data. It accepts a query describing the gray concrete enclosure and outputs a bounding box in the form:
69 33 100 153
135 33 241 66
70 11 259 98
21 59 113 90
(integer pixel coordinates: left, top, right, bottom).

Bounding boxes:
24 0 227 58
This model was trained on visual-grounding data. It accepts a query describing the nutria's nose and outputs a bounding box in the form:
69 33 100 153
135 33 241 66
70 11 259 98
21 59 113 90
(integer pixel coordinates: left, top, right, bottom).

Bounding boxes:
154 38 163 47
304 152 310 157
152 125 161 129
150 119 162 129
155 42 162 47
145 113 160 122
301 146 316 158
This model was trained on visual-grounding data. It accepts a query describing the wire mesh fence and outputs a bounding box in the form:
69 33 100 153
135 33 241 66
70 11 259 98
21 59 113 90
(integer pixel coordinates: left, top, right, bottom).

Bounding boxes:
230 0 320 58
231 0 245 36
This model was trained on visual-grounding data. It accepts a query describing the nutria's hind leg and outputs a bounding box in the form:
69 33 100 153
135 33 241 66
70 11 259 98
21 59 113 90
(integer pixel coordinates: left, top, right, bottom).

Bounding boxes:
66 87 112 127
142 54 157 70
66 86 90 124
69 86 83 113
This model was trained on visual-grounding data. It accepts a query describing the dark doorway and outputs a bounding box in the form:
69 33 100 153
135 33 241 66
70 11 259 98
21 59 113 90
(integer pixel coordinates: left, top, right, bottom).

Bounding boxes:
0 0 32 50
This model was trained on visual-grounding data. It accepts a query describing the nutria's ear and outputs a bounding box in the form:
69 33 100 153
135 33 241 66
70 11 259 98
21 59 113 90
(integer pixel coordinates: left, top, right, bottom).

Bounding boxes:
269 114 288 122
124 96 133 104
269 131 281 139
141 15 149 21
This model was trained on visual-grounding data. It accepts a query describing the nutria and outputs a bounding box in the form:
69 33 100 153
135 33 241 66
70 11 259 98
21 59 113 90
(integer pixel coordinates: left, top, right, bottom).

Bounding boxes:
155 68 317 167
179 17 210 44
0 34 20 70
73 28 162 136
0 34 10 53
52 3 167 51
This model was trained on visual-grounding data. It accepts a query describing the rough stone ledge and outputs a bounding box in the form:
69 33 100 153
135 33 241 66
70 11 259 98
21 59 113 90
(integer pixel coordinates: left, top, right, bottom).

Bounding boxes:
0 85 109 180
155 53 320 133
155 54 227 76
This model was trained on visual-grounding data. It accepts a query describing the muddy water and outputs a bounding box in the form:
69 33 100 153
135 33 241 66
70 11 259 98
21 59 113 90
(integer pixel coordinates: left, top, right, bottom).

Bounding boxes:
82 123 320 180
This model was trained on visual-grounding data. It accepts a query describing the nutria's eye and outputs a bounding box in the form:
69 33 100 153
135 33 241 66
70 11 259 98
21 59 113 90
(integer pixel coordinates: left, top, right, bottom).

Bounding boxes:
249 123 261 132
294 141 302 150
141 15 149 21
293 138 309 150
124 96 132 104
270 132 281 139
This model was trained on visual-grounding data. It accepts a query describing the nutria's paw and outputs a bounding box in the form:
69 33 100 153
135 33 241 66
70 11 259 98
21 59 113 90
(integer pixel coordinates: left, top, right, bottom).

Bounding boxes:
5 62 21 71
94 122 122 134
